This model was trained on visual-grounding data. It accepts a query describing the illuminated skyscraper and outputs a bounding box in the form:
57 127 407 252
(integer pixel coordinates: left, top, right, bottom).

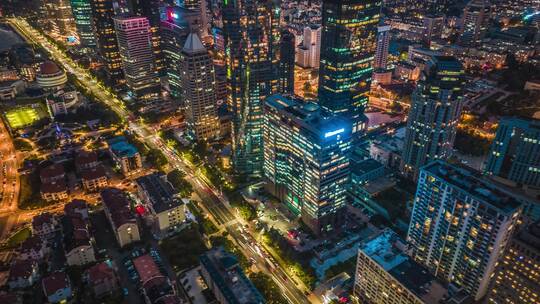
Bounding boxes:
318 0 380 136
114 16 160 100
296 25 321 68
42 0 77 38
126 0 163 73
484 117 540 187
223 0 280 175
401 56 464 179
70 0 96 47
487 221 540 304
263 95 352 235
373 25 390 70
459 0 491 46
90 0 123 84
278 29 295 95
180 33 220 141
407 161 522 301
160 5 203 100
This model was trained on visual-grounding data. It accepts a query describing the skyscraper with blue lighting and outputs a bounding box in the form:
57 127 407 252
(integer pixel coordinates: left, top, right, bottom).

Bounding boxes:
263 95 352 235
223 0 280 175
318 0 381 137
70 0 96 48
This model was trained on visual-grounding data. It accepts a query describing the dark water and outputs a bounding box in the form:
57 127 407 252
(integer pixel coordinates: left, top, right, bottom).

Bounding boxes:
0 24 23 52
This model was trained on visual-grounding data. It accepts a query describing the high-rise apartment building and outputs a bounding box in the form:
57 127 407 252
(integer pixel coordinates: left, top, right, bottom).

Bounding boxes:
70 0 96 47
353 229 457 304
423 14 444 43
263 95 352 235
296 25 321 68
407 160 522 301
484 117 540 187
114 16 161 100
459 0 491 46
42 0 77 38
180 33 219 141
90 0 124 84
487 221 540 304
126 0 163 73
160 5 203 100
401 56 464 179
278 29 295 95
374 25 391 70
223 0 280 175
318 0 380 136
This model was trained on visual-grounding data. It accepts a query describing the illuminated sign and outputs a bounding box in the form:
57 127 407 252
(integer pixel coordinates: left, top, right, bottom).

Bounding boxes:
171 12 179 19
324 128 345 138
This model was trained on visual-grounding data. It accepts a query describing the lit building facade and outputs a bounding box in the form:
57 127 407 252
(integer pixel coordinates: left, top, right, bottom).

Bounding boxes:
114 16 161 100
90 0 124 84
373 25 391 70
42 0 77 38
181 33 220 141
318 0 380 136
296 25 321 68
353 229 453 304
459 0 491 46
263 95 352 235
160 5 203 100
223 0 280 175
126 0 163 73
487 221 540 304
407 160 522 301
401 56 464 179
484 117 540 187
70 0 96 48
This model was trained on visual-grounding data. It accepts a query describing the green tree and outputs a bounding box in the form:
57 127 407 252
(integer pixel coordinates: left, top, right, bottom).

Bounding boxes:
146 148 168 170
249 272 288 304
167 169 194 198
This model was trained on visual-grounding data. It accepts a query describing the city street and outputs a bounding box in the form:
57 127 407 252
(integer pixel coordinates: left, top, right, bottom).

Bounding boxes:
8 17 311 304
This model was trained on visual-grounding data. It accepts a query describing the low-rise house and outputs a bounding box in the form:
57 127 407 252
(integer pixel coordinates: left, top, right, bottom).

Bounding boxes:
133 254 182 304
136 173 187 239
107 137 143 176
40 181 69 202
86 261 119 298
8 260 39 289
32 212 58 239
39 164 65 184
64 200 89 220
17 236 49 261
101 188 141 247
200 247 265 304
75 150 99 172
81 165 108 192
42 272 72 304
62 214 95 266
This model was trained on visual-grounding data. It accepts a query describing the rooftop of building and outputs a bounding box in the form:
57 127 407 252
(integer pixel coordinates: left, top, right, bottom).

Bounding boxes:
265 94 352 141
351 159 384 177
107 136 139 158
136 173 181 214
133 254 163 285
42 271 70 296
62 214 91 252
32 212 55 229
64 200 88 216
19 235 44 253
515 221 540 251
199 247 265 304
40 164 65 180
8 260 36 281
100 188 137 228
360 229 449 303
87 261 116 284
40 180 68 194
75 150 98 167
422 160 522 214
81 165 107 181
38 61 61 75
